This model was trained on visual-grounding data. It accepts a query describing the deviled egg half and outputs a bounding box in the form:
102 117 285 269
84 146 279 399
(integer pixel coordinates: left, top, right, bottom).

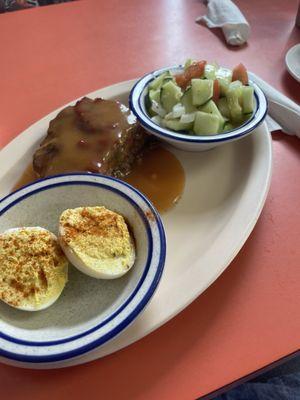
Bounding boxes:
0 227 68 311
59 206 135 279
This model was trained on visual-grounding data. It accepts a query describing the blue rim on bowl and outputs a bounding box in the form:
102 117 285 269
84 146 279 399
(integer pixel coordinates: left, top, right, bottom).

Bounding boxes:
0 173 166 363
129 66 268 143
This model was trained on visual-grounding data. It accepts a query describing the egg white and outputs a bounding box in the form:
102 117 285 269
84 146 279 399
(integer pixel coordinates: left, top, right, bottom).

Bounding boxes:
59 224 135 279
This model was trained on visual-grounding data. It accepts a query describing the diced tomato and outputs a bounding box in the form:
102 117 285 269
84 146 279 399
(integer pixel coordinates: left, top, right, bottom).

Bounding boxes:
185 60 207 80
232 63 249 85
212 79 220 102
175 60 207 90
175 73 189 90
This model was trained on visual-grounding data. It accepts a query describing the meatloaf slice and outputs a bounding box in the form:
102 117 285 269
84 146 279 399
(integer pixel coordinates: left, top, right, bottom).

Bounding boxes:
33 97 147 179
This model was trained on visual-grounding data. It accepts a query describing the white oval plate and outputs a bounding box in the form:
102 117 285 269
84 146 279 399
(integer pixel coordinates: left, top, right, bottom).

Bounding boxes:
0 79 272 368
285 43 300 82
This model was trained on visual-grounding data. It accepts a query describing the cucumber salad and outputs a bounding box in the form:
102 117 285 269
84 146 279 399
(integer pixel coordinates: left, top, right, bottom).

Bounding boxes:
146 60 254 135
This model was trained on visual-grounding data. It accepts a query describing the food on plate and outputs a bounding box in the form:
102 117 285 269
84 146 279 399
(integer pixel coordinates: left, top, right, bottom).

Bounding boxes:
145 60 254 135
33 97 147 178
14 96 185 213
59 206 135 279
0 227 68 311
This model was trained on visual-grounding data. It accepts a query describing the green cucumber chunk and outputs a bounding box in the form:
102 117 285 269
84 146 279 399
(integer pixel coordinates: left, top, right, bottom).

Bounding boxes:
217 78 230 96
149 71 171 90
216 67 232 82
147 108 156 117
229 80 243 92
163 118 193 131
226 84 243 123
160 81 182 113
145 92 152 114
181 87 197 113
193 111 220 135
200 100 225 132
242 113 253 123
222 122 234 132
204 63 217 80
184 58 194 70
242 86 254 114
145 91 157 117
191 79 213 106
216 67 232 96
217 97 230 119
200 99 223 119
151 115 162 126
149 89 161 103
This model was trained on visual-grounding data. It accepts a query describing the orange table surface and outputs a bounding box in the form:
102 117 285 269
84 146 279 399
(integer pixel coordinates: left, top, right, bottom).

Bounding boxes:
0 0 300 398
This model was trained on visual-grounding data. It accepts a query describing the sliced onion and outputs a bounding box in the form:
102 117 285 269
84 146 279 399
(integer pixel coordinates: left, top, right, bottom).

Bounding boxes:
172 103 185 117
180 112 196 124
165 103 185 120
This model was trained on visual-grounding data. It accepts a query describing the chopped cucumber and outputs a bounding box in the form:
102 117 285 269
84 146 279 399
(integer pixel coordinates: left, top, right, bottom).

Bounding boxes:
149 89 161 104
147 108 156 117
145 92 152 115
222 122 234 132
217 78 230 96
200 100 223 119
216 67 232 96
242 113 253 123
145 60 254 137
200 100 225 132
181 87 197 113
151 115 162 125
184 58 194 70
242 86 254 114
164 118 193 131
194 111 220 135
149 71 171 90
217 97 230 119
204 63 217 80
160 81 182 113
162 76 175 85
146 91 159 117
191 79 213 106
226 84 243 122
229 81 243 106
229 80 243 90
216 67 232 82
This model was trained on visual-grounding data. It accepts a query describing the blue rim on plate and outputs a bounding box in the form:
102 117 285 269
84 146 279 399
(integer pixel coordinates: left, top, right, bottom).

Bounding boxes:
129 65 268 143
0 173 166 363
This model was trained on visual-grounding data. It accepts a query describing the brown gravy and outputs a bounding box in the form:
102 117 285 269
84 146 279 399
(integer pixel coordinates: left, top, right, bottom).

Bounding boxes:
13 146 185 213
125 147 185 213
32 98 145 178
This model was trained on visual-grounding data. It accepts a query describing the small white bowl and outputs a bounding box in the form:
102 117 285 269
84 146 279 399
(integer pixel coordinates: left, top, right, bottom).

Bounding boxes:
129 65 268 151
285 43 300 83
0 173 166 365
